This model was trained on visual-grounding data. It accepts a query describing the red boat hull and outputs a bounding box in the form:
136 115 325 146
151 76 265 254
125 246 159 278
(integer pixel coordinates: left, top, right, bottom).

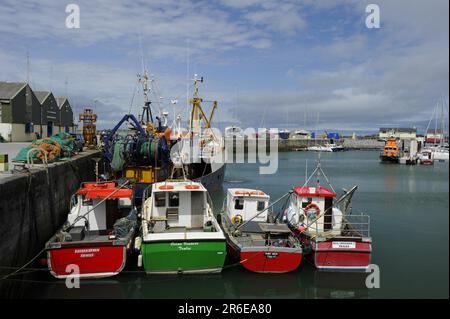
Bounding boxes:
47 245 126 279
308 240 372 271
240 249 302 273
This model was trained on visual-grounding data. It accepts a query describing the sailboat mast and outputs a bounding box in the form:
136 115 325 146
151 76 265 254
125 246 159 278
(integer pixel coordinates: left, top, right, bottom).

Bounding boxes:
440 97 445 147
304 105 307 128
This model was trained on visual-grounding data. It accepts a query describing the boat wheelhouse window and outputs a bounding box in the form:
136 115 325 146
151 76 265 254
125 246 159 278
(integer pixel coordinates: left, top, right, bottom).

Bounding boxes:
168 192 179 207
155 192 166 207
257 201 266 211
82 198 93 206
234 199 244 210
302 198 312 208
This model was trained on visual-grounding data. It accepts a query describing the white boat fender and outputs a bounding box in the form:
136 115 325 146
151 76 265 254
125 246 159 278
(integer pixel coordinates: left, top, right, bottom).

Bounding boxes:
134 236 142 251
137 254 143 268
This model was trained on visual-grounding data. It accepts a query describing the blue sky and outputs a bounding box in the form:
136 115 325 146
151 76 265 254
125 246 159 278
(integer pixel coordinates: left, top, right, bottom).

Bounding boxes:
0 0 448 133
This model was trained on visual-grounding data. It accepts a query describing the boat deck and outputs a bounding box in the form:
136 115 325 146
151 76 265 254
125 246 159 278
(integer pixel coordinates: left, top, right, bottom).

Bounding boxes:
48 229 132 248
232 221 299 248
162 227 206 233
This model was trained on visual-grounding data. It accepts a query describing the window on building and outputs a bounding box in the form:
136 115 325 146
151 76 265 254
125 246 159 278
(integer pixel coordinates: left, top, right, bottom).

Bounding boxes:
257 201 266 211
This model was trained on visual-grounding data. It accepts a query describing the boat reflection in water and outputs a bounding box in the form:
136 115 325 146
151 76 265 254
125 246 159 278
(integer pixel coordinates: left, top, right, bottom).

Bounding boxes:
302 267 370 299
3 259 369 299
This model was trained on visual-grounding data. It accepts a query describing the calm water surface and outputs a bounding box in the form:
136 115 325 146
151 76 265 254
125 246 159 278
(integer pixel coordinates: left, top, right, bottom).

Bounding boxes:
5 151 449 298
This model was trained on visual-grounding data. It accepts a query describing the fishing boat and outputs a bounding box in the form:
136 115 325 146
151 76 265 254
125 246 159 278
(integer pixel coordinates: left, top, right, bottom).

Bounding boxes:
419 150 434 165
219 188 303 273
46 181 136 279
284 160 372 271
380 137 400 163
172 75 226 192
138 179 227 274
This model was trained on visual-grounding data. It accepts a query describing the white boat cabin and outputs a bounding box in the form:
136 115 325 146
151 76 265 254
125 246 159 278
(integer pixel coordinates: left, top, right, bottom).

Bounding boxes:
145 181 209 229
68 182 133 232
226 188 270 223
287 186 343 234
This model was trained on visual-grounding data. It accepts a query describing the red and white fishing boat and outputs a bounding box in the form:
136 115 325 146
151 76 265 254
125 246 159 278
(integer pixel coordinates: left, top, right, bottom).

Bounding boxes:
285 161 372 272
46 181 136 279
219 188 302 273
419 150 434 165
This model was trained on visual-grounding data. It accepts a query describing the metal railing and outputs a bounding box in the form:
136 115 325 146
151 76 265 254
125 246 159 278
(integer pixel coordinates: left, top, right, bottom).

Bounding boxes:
306 213 371 239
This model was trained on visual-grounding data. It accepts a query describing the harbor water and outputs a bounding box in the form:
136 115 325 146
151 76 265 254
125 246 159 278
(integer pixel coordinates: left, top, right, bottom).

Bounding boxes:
3 151 449 299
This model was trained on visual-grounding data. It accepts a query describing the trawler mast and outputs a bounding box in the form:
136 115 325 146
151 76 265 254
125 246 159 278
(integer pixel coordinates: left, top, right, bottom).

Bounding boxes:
189 74 218 131
138 70 155 132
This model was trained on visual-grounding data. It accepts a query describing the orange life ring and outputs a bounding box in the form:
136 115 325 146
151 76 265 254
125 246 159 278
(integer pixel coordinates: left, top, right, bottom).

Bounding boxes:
159 185 174 190
185 184 200 190
303 203 321 218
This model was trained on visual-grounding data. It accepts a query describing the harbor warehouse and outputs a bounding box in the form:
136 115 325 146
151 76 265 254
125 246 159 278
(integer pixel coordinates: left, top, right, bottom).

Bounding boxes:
379 128 417 140
0 81 41 142
35 91 61 138
57 97 74 133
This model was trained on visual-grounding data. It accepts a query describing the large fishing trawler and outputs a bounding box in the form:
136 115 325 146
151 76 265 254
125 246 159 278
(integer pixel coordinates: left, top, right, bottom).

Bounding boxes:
171 74 226 192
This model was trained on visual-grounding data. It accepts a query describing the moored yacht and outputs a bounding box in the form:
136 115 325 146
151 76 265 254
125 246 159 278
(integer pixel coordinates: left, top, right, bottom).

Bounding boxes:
308 143 343 152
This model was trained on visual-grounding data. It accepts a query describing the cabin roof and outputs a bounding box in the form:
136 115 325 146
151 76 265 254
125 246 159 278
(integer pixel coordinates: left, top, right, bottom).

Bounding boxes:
76 182 133 199
227 188 269 198
153 180 206 192
293 186 336 198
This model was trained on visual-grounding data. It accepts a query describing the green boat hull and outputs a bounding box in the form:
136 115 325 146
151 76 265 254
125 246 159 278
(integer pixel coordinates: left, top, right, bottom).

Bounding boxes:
142 240 227 274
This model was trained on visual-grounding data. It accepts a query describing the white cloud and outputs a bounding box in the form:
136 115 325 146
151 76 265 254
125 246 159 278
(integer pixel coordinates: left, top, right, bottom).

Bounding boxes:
0 0 448 133
0 0 274 59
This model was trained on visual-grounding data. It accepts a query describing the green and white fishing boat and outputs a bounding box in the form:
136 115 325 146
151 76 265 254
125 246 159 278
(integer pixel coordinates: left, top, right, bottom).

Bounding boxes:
138 179 226 274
